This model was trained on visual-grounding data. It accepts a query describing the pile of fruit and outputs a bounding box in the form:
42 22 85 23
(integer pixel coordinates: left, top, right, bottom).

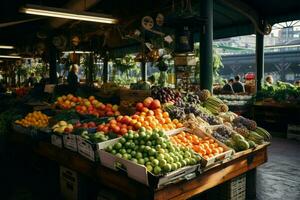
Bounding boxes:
74 121 97 129
15 111 50 128
170 131 224 160
203 96 229 115
54 94 120 117
151 87 182 104
98 97 183 136
212 125 271 152
104 128 201 175
80 130 109 143
52 121 74 134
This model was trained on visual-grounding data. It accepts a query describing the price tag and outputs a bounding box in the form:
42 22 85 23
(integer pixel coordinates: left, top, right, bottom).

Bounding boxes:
77 136 95 161
51 134 63 148
63 134 77 151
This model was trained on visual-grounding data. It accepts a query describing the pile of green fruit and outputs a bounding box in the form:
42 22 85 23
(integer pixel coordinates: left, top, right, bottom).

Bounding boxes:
81 131 109 143
105 128 201 175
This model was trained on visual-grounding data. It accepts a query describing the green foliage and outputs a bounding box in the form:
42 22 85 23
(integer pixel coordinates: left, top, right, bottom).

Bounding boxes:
194 43 224 83
256 81 300 103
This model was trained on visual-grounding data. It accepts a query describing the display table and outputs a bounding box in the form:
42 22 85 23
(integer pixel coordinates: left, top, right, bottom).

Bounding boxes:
9 132 269 200
252 101 300 132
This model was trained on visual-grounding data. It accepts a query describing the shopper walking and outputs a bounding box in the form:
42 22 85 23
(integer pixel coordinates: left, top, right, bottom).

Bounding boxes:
232 75 245 93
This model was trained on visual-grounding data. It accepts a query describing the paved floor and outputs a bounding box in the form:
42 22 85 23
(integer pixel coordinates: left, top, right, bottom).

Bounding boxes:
257 137 300 200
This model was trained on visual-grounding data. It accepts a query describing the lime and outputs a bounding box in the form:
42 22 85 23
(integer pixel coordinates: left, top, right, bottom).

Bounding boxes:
131 151 136 157
126 149 132 154
152 159 159 166
176 162 182 169
120 149 126 154
153 166 161 175
159 159 167 167
148 148 156 156
146 165 153 172
158 130 164 136
119 138 126 144
163 164 172 172
136 152 143 159
111 149 117 155
146 141 152 146
184 152 192 158
106 146 113 152
158 148 165 154
144 157 150 163
139 127 146 132
114 142 122 150
145 161 152 166
156 137 163 144
116 153 122 158
138 158 145 165
149 156 155 161
171 163 178 171
131 158 138 163
139 131 146 139
122 153 129 160
157 154 164 160
166 157 174 164
127 154 132 160
161 143 167 149
180 160 187 167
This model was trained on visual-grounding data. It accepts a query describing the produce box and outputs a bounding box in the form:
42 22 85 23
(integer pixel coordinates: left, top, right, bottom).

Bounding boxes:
119 89 150 115
167 127 234 167
51 133 64 148
63 134 78 152
97 138 199 188
76 136 99 162
220 174 246 200
12 123 32 135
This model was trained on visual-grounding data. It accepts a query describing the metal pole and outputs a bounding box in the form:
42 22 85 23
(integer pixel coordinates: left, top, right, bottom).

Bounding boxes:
103 51 109 83
199 0 213 92
49 45 57 84
141 61 147 81
256 32 264 91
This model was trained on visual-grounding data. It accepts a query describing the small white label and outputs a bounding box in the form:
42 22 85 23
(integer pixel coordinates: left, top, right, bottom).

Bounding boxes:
51 134 63 148
164 35 173 43
63 134 77 152
77 136 95 161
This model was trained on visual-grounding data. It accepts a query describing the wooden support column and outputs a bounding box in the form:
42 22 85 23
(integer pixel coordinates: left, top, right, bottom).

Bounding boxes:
199 0 213 92
256 32 264 91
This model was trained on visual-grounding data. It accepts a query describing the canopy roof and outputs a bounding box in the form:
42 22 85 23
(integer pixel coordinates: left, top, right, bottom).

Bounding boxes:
0 0 300 51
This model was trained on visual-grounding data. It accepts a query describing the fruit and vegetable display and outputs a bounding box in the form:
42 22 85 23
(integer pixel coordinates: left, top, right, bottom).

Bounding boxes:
170 131 225 160
54 94 120 117
256 81 300 104
15 111 50 128
52 121 74 134
203 96 229 114
97 97 183 136
151 87 182 104
80 130 109 143
104 128 201 175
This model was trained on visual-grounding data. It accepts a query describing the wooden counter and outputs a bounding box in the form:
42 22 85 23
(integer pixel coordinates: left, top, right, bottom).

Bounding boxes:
32 140 268 200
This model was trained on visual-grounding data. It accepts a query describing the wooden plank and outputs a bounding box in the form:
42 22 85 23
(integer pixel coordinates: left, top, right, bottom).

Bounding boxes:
154 146 268 200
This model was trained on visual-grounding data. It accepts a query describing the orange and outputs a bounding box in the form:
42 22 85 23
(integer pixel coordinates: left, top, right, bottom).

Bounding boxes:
165 118 171 123
172 119 179 124
162 112 169 118
209 139 215 144
205 148 212 155
218 147 224 153
212 149 219 154
213 143 219 148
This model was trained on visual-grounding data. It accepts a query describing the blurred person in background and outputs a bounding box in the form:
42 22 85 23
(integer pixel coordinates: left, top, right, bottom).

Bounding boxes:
27 73 37 87
232 75 245 93
67 64 79 94
222 78 234 94
265 75 274 86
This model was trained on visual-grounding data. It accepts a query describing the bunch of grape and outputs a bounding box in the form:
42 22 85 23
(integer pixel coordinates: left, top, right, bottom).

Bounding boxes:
212 126 232 143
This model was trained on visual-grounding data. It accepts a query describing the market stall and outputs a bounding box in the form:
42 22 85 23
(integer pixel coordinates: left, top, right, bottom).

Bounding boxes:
7 89 271 200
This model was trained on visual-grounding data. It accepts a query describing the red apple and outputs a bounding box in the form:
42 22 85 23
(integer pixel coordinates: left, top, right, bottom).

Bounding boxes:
136 102 144 111
88 96 95 101
150 99 161 109
143 97 154 108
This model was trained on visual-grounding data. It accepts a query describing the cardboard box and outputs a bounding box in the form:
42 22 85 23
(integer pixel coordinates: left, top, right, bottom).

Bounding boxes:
63 134 78 152
97 138 199 188
51 134 63 148
60 166 79 200
77 136 98 162
174 55 196 66
167 127 234 168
